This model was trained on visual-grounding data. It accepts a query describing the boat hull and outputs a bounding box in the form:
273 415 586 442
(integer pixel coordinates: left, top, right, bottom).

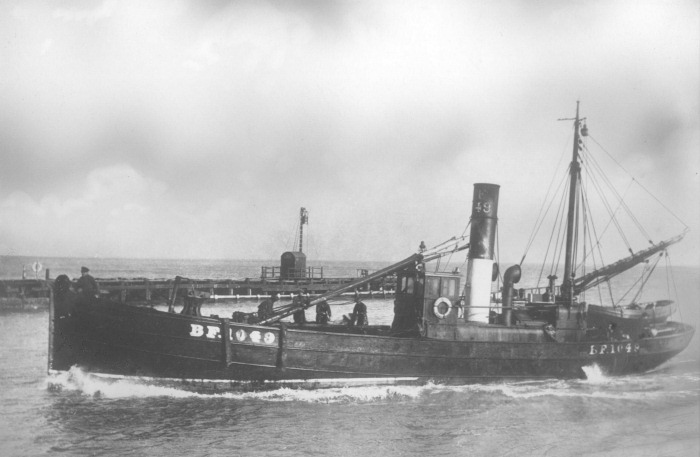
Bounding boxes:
49 298 695 390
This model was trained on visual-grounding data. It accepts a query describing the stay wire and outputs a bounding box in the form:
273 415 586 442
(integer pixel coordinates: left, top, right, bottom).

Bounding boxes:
579 177 634 262
580 177 612 305
630 254 662 304
577 177 608 273
665 253 684 321
580 147 634 247
616 263 647 304
521 172 569 266
582 145 649 244
537 176 569 287
520 136 572 265
588 135 688 229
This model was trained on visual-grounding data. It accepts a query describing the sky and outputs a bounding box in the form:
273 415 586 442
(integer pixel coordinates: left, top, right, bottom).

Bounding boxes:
1 0 698 268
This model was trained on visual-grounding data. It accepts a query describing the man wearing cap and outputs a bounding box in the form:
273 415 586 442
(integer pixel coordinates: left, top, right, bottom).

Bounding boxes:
315 299 332 324
292 290 307 324
258 293 278 321
351 294 368 327
76 266 99 299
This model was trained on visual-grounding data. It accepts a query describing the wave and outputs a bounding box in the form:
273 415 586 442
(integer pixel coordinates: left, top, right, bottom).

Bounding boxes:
46 367 204 399
45 367 432 403
45 365 699 405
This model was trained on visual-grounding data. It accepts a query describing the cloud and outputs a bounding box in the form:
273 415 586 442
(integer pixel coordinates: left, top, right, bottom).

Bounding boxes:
53 0 116 24
84 164 166 202
0 0 698 265
0 164 168 256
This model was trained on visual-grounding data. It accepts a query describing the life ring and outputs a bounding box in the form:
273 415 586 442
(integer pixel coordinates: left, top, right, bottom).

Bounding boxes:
433 297 452 319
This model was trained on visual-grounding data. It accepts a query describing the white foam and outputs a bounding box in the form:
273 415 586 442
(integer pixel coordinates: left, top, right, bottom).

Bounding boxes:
46 367 199 399
581 364 609 384
237 384 428 403
45 367 433 403
45 366 698 404
420 375 697 402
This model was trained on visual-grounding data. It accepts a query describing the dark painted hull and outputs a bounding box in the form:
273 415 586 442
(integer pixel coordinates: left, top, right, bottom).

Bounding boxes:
49 298 695 390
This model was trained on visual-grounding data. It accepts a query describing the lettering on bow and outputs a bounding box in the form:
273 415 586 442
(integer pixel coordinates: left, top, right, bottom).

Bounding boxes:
189 324 275 345
589 343 640 355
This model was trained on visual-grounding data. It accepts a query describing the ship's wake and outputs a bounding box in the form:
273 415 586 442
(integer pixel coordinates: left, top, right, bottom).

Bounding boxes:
46 367 202 399
45 366 431 403
45 365 698 404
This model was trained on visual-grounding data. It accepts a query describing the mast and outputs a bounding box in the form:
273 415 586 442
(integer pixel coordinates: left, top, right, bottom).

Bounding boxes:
562 102 582 302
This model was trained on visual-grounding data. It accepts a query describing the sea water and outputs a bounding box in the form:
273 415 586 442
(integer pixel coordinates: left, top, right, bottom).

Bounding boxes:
0 257 698 456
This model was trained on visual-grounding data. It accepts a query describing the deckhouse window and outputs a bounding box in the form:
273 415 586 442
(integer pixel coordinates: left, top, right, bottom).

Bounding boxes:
406 277 414 294
426 277 458 298
427 277 441 297
443 278 457 297
400 276 415 294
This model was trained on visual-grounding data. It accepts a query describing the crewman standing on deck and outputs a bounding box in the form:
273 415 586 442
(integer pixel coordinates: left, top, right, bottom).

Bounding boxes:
351 294 368 327
292 290 307 324
258 293 278 321
75 266 99 299
316 299 332 324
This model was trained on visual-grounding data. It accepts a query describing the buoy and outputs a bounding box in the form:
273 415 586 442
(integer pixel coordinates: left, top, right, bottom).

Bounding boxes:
432 297 452 319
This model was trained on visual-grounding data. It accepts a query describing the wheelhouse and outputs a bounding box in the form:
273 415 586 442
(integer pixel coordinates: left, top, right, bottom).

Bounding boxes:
390 266 463 339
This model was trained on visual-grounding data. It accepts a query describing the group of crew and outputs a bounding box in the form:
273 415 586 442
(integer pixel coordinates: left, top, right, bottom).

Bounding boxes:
76 266 370 327
256 290 368 327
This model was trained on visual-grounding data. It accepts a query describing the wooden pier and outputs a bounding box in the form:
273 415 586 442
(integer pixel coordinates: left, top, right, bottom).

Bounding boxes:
1 274 396 310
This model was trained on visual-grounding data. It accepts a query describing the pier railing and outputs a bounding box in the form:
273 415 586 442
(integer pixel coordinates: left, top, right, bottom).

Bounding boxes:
260 266 325 280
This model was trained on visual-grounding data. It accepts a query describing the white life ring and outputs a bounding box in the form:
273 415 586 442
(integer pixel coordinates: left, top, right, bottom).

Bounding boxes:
432 297 452 319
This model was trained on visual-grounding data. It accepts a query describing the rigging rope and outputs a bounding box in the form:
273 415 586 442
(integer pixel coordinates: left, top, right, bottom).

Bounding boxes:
553 175 572 276
616 261 649 305
520 136 572 266
579 148 635 251
665 252 683 321
581 146 650 244
537 176 570 287
588 135 689 229
581 178 589 301
580 177 615 307
523 123 685 306
629 254 662 304
521 172 569 266
578 178 634 264
578 175 608 271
